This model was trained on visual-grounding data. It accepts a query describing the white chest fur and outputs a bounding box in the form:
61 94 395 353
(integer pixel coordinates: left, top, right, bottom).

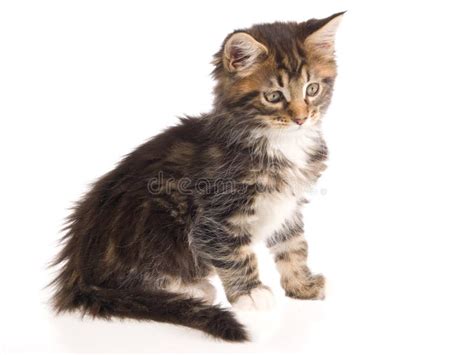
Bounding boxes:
248 187 301 242
247 125 322 242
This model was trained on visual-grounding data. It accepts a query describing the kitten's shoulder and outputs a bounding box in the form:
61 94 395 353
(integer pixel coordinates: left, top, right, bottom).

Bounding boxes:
126 115 209 162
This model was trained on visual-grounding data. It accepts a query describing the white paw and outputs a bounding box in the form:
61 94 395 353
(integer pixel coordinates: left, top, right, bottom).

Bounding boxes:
233 286 275 311
197 280 217 304
182 280 217 304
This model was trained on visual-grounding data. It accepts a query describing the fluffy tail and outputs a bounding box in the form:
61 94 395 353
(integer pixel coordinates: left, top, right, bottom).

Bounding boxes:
53 284 248 342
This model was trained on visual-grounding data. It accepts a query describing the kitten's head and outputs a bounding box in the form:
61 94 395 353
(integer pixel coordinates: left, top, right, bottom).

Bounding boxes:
212 12 344 130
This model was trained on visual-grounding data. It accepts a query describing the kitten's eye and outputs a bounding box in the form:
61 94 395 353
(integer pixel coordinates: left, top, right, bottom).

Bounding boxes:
306 83 320 97
264 91 283 103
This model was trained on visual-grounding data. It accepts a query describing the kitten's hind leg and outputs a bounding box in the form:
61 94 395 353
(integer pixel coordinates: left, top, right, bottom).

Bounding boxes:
181 279 217 305
160 277 216 304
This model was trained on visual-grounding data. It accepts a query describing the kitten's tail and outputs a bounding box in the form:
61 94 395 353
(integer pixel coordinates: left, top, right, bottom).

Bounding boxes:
53 284 248 342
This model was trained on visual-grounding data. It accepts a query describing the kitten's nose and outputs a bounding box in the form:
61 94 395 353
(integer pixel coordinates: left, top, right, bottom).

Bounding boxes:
292 117 307 126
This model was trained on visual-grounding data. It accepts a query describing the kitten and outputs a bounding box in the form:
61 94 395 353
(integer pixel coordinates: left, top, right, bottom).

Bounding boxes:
50 12 344 342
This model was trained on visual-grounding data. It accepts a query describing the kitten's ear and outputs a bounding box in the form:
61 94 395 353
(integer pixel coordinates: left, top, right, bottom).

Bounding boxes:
223 32 268 74
304 12 345 58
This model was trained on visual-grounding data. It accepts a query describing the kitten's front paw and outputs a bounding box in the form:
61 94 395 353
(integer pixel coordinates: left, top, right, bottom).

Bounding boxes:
232 286 275 311
285 273 325 300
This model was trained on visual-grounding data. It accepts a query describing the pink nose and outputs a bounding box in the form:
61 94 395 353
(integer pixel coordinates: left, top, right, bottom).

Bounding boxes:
292 118 306 126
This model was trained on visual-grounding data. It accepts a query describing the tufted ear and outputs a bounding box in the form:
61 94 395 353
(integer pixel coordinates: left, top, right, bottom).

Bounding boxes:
223 32 268 74
304 12 345 58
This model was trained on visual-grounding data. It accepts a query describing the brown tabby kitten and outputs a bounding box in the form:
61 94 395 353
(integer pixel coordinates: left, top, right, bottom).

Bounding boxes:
50 12 344 342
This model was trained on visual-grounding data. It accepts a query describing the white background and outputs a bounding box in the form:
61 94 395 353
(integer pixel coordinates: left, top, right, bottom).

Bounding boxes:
1 0 473 353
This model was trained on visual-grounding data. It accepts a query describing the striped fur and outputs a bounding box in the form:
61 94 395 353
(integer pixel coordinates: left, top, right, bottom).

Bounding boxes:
50 13 344 342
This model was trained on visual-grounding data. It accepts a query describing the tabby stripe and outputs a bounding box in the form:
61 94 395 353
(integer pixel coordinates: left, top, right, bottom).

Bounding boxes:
226 91 259 109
